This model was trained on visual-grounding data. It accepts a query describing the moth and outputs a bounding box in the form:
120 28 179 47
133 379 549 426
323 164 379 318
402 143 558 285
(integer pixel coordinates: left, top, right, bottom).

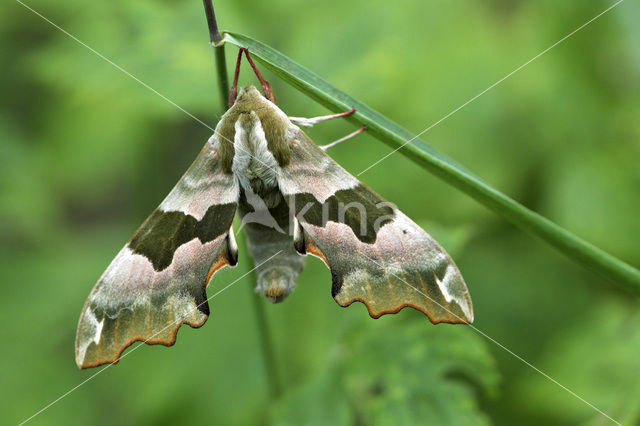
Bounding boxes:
75 48 473 369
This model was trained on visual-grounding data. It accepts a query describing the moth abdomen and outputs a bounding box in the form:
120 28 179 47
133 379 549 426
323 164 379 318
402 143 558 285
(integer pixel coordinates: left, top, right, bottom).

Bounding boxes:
257 267 298 303
238 187 306 303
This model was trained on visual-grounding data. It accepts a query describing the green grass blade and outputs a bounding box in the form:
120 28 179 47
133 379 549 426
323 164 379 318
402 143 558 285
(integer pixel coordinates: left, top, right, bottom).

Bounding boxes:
221 32 640 294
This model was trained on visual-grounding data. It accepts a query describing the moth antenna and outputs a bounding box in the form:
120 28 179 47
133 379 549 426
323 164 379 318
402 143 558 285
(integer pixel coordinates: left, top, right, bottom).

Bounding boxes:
228 48 243 107
243 48 277 104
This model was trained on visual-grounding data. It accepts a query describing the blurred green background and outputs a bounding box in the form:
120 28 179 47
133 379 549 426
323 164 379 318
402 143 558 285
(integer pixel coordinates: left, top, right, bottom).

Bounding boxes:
2 0 639 424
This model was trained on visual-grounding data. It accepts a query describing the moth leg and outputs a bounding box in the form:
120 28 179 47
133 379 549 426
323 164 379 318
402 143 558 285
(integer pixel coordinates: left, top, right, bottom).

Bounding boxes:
320 125 366 151
243 48 277 104
289 108 356 128
228 48 243 107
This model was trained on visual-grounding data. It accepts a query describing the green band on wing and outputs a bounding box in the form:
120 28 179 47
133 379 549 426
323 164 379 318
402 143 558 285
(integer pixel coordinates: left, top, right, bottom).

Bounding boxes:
293 184 394 244
129 203 237 271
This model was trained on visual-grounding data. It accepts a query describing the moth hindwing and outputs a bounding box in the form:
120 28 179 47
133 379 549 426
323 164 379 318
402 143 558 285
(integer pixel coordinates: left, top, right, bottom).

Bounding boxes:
75 84 472 369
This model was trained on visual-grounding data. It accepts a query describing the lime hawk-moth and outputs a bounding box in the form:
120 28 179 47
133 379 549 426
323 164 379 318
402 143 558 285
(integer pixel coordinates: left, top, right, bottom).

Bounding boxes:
75 49 473 369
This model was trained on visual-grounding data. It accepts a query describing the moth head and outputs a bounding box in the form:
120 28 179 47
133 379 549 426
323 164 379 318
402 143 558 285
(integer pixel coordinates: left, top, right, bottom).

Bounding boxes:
233 85 271 109
256 268 297 303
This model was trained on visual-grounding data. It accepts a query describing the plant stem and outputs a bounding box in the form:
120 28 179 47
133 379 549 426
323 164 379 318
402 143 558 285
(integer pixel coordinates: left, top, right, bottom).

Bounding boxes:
202 0 229 111
237 228 283 399
248 277 284 399
201 6 283 400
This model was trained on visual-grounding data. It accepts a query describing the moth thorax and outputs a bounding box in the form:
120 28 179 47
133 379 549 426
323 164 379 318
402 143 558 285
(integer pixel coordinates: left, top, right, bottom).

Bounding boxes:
231 111 279 196
248 177 282 209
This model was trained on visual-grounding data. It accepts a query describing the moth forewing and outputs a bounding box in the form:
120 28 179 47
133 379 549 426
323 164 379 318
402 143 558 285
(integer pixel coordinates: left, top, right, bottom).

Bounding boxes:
228 85 472 323
272 111 473 324
75 140 240 368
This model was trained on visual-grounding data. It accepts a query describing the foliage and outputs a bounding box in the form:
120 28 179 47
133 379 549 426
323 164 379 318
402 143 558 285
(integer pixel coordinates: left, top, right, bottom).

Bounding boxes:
271 318 498 425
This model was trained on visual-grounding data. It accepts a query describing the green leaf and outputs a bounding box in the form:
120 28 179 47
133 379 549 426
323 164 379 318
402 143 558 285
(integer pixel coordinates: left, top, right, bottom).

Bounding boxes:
271 317 499 425
220 31 640 294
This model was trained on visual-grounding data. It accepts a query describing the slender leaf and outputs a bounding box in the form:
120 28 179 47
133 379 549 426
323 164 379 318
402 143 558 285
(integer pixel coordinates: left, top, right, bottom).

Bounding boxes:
220 32 640 294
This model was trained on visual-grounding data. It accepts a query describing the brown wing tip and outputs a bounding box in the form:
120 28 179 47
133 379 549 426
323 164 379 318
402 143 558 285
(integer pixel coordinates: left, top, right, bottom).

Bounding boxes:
78 245 232 369
334 296 473 325
76 317 207 369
